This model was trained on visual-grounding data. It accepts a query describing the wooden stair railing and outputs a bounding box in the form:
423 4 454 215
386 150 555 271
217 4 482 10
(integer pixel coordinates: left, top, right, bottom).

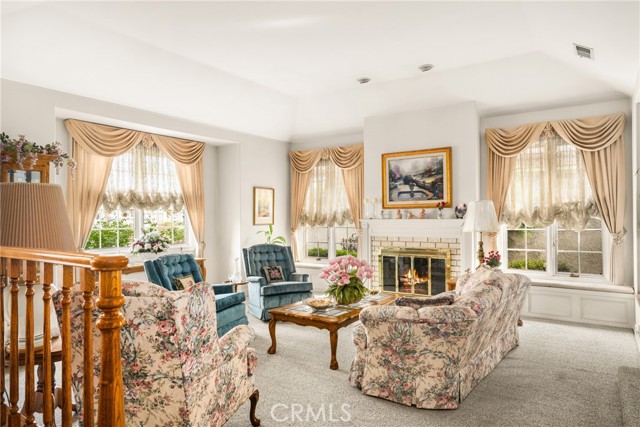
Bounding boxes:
0 247 127 427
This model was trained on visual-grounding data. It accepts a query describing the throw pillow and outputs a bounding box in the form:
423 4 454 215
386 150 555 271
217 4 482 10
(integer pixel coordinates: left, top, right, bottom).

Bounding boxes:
395 293 455 310
262 266 285 284
173 274 195 291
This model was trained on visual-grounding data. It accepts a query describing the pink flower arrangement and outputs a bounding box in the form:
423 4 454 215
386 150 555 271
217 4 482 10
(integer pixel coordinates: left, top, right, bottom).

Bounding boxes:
484 250 501 268
319 255 373 305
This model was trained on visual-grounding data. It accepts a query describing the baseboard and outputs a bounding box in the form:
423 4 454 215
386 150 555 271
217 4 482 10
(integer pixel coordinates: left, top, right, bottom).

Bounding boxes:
521 285 635 328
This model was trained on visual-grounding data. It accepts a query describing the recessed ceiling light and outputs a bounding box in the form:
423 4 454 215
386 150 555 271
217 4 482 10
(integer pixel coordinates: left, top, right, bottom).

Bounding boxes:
418 64 434 72
357 77 371 84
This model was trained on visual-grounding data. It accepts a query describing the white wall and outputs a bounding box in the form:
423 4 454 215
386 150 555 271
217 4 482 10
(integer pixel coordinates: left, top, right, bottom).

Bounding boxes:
480 98 634 287
363 101 481 210
1 79 289 281
215 139 291 280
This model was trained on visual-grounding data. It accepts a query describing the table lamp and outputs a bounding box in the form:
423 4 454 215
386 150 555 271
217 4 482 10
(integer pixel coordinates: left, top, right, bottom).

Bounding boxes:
0 183 77 349
462 200 499 268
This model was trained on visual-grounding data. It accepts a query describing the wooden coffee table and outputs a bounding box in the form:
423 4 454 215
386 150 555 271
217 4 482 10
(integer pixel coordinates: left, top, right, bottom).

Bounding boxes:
267 293 396 370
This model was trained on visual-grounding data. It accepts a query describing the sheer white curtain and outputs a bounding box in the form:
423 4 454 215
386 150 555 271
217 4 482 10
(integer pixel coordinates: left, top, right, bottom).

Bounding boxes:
503 125 598 231
299 158 352 226
102 143 184 212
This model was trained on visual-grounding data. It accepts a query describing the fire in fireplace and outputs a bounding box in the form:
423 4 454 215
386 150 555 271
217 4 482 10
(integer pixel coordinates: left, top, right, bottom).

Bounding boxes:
379 247 451 295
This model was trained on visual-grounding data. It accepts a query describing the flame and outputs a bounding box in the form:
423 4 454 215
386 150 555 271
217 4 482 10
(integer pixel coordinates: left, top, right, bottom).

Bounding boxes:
402 269 428 285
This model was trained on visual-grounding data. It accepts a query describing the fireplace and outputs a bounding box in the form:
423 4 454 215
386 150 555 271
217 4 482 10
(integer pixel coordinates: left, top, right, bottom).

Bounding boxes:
379 247 451 295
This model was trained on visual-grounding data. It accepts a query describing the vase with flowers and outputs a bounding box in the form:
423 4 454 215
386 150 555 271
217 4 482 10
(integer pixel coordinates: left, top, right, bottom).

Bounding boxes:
0 133 77 176
319 255 373 305
484 250 502 268
436 201 445 219
131 231 171 259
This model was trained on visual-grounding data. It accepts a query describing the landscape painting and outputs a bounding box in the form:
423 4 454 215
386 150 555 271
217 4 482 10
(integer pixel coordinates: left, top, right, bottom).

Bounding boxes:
381 147 452 209
253 187 275 225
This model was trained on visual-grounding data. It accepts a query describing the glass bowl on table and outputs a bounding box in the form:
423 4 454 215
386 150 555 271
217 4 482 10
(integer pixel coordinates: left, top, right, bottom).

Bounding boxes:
304 297 334 312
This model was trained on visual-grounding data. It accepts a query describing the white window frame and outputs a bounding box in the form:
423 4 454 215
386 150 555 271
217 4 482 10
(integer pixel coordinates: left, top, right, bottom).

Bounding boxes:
498 220 609 284
86 206 192 254
299 223 358 263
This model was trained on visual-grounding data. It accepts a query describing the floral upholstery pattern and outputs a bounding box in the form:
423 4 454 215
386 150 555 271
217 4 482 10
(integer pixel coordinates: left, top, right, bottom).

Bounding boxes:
349 269 530 409
53 280 257 426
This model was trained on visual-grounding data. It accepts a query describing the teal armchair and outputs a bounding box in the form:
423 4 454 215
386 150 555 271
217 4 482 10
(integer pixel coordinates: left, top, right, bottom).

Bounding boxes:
242 244 313 320
144 254 248 336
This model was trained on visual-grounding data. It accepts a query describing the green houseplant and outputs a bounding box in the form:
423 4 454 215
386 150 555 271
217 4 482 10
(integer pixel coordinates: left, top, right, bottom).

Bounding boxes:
256 224 286 245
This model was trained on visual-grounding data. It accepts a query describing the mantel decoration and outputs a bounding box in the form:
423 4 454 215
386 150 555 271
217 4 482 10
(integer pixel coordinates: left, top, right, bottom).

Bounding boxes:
381 146 452 209
131 231 170 255
320 255 373 305
0 133 77 176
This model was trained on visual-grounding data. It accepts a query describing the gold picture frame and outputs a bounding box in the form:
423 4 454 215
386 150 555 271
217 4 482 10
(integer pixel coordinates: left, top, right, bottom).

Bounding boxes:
253 187 275 225
381 147 452 209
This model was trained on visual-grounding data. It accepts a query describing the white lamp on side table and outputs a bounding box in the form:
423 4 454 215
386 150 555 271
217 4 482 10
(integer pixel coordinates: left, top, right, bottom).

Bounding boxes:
462 200 499 269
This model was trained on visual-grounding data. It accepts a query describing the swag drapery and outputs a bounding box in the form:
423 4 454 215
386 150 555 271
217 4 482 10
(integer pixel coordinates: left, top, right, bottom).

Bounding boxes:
289 144 364 259
486 113 626 285
65 119 206 256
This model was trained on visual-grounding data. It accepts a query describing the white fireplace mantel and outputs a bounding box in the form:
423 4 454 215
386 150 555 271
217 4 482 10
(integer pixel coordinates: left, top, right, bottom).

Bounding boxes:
360 219 474 274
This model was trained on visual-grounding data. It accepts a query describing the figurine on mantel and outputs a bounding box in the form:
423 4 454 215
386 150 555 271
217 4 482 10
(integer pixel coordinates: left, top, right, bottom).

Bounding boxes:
455 203 468 219
396 209 402 219
406 211 414 219
418 208 426 219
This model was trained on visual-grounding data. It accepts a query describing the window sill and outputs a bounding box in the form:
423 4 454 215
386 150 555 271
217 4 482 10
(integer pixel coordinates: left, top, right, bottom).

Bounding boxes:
295 261 327 270
529 278 633 294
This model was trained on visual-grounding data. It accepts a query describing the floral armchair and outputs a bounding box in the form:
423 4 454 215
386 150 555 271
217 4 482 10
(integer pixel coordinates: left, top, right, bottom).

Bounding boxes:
53 280 260 426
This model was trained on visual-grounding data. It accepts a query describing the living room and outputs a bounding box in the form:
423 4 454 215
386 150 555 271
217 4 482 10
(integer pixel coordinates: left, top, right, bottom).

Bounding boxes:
1 1 640 426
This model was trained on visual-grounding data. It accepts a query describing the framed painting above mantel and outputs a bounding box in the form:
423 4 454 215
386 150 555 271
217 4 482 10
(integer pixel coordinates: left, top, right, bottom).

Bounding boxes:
381 147 452 209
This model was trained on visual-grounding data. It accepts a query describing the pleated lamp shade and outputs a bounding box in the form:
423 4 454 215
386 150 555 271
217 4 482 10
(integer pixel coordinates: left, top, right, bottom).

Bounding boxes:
462 200 499 233
0 183 76 251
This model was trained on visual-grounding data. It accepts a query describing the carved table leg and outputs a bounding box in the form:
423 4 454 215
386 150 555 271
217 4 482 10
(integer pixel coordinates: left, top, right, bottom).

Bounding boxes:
267 317 277 354
329 329 339 370
249 389 260 426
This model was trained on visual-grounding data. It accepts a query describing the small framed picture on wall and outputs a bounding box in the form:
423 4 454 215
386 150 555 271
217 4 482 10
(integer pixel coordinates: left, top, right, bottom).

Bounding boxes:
253 187 275 225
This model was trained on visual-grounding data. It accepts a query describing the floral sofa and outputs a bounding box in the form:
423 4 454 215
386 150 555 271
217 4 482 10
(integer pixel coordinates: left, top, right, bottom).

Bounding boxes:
53 280 260 426
349 267 530 409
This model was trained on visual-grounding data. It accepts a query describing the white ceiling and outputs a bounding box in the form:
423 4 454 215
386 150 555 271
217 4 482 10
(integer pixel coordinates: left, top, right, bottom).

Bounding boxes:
2 1 639 141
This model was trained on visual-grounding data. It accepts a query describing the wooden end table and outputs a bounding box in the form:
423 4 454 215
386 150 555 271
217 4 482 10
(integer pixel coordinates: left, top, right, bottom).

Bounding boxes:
267 293 397 370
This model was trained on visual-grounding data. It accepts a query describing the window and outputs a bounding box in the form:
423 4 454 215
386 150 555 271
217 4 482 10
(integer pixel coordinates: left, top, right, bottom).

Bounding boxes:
299 159 357 261
500 126 604 278
85 143 189 251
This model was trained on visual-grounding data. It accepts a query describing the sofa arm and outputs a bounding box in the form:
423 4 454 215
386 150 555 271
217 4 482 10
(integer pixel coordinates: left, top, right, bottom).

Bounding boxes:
210 283 235 295
352 322 367 350
247 275 267 286
290 272 310 282
219 325 255 363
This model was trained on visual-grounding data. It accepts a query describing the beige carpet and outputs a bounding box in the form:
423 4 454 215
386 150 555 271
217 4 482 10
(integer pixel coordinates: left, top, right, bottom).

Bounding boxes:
226 316 640 427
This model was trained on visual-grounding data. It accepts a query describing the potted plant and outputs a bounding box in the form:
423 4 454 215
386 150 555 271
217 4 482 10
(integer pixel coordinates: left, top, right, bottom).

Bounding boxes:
0 133 76 176
320 255 373 305
256 224 286 245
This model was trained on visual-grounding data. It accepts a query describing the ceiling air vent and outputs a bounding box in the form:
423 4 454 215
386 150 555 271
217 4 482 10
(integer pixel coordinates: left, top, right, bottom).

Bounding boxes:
573 43 594 60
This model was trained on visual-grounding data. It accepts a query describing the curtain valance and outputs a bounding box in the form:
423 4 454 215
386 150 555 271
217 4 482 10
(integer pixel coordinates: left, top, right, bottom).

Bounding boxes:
64 119 205 164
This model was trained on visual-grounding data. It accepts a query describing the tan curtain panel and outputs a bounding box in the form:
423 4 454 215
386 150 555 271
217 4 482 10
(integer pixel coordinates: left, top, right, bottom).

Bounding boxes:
550 113 626 285
486 113 626 285
289 144 364 259
64 119 206 255
485 123 546 221
289 150 323 257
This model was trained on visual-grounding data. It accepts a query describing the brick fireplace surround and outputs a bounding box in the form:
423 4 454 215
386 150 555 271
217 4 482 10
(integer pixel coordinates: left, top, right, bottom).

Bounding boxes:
359 219 474 291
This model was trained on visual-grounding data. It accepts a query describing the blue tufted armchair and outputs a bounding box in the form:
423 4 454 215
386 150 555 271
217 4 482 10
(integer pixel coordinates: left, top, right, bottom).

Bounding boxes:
144 254 248 336
242 244 313 320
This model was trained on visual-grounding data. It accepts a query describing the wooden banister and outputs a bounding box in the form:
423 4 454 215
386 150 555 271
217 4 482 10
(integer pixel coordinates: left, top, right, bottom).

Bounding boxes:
0 246 128 427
